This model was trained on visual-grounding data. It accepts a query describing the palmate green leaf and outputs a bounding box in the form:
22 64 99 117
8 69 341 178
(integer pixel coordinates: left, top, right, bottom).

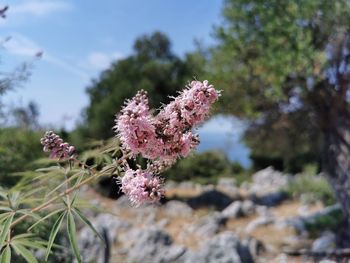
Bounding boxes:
11 233 36 240
0 207 12 212
0 189 7 200
67 212 81 263
12 239 46 250
16 210 41 221
28 208 64 231
0 213 14 248
7 192 20 209
21 186 46 199
0 245 11 263
0 212 12 225
72 207 104 244
70 173 86 206
12 243 38 263
45 211 66 261
32 169 65 182
35 166 61 173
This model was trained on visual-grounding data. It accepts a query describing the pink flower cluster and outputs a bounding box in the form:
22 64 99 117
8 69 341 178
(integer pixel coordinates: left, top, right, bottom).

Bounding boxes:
114 90 160 159
40 131 75 160
115 80 219 161
120 168 164 206
115 80 219 206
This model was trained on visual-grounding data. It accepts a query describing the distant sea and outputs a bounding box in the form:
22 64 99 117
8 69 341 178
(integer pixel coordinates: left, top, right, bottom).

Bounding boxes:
196 116 251 168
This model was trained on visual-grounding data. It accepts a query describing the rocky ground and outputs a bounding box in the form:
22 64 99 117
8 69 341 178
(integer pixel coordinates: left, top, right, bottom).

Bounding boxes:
77 167 342 263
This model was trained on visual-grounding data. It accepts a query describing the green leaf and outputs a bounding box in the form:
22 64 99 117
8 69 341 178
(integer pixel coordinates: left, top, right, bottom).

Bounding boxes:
70 173 85 206
16 210 41 221
0 213 14 248
67 212 81 263
45 211 66 261
0 207 12 212
12 239 46 250
28 209 64 231
72 208 104 244
35 166 61 172
12 243 38 263
1 245 11 263
0 213 11 225
11 233 35 240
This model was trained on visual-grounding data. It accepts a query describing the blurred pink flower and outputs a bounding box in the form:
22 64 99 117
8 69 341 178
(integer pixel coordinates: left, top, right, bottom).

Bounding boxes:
40 131 75 160
120 169 164 206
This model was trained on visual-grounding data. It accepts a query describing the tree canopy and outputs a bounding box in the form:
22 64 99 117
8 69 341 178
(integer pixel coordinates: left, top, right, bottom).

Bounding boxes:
211 0 350 171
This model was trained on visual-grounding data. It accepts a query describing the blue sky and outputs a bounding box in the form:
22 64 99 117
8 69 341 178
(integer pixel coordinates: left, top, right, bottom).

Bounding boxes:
1 0 223 129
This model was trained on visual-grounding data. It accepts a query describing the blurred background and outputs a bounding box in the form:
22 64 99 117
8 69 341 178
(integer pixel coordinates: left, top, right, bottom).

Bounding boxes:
1 0 350 262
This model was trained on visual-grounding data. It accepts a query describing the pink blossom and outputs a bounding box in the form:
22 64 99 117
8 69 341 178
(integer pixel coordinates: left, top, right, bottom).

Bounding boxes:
40 131 76 160
120 169 164 206
114 80 219 162
114 90 161 159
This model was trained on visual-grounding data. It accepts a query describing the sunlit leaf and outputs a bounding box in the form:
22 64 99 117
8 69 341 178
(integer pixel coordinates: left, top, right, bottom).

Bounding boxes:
16 210 41 220
0 213 14 248
0 207 12 212
0 213 11 225
70 173 86 206
45 211 66 261
73 207 104 244
12 243 38 263
12 239 46 250
0 245 11 263
67 212 81 263
28 209 64 231
35 166 61 172
11 233 36 240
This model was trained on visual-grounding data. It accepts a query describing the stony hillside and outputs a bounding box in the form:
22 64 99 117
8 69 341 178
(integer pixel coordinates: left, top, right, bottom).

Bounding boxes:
76 167 342 263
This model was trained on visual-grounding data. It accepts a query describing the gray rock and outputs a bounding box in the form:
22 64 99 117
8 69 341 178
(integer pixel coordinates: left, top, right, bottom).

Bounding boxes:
221 200 256 219
189 212 227 237
250 167 291 195
218 177 237 188
222 201 243 219
184 231 256 263
126 227 186 263
163 200 193 217
241 200 256 216
78 214 130 263
217 178 238 196
311 231 336 252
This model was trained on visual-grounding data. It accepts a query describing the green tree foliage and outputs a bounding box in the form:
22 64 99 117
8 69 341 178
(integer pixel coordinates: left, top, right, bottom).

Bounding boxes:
0 128 43 187
210 0 350 171
211 0 350 244
80 31 204 139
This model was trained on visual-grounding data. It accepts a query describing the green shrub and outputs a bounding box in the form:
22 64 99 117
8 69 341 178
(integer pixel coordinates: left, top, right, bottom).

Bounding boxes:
285 174 336 206
305 208 344 238
0 128 43 187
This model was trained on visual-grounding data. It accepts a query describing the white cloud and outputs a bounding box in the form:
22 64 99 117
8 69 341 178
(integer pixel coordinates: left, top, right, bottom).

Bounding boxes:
10 1 72 17
83 51 124 71
3 32 90 81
